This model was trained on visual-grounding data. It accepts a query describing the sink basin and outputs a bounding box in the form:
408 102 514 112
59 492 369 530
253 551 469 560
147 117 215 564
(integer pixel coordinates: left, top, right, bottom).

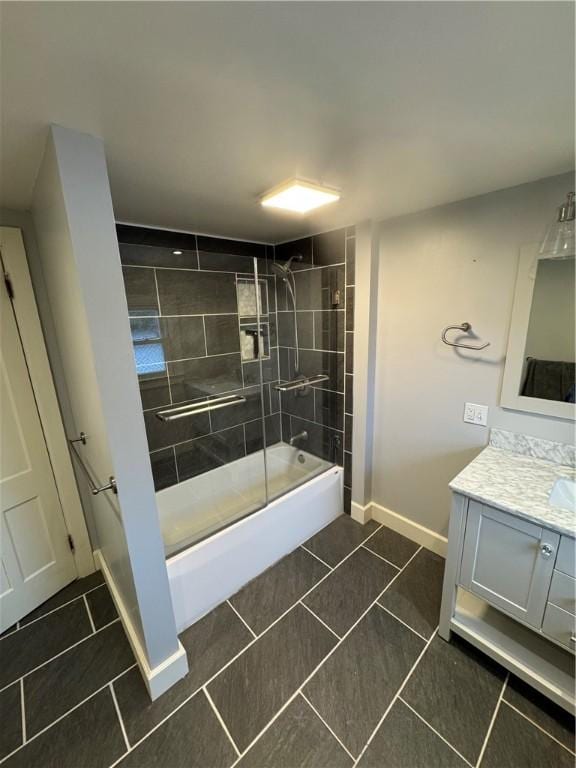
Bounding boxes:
549 477 576 512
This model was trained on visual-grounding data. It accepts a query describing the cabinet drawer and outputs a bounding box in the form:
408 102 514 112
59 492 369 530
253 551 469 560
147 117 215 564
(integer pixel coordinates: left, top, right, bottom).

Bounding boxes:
555 536 575 578
542 602 576 652
548 571 575 616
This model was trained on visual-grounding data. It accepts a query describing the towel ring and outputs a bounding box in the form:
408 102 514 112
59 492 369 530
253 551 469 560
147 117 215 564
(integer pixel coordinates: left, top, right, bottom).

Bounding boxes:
441 322 490 351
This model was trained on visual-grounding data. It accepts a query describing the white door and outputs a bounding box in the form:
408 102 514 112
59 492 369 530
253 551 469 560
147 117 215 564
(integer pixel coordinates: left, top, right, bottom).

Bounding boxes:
0 258 77 631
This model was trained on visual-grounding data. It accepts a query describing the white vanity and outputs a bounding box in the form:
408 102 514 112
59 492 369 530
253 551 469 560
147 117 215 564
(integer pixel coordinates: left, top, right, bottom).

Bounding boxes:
439 429 575 714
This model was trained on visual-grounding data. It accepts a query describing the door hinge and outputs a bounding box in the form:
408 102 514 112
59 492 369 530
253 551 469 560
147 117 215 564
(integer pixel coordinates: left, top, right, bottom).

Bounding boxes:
3 273 14 300
67 534 75 553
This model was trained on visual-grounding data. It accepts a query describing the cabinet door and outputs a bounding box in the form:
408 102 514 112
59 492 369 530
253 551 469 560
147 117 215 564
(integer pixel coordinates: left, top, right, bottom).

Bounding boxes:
460 501 559 627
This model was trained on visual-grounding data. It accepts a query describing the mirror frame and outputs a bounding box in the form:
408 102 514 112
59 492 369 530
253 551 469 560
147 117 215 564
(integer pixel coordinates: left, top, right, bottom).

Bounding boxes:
501 243 575 421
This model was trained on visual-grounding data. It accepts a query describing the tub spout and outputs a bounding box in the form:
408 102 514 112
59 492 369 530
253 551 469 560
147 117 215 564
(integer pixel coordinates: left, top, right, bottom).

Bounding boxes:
289 430 308 447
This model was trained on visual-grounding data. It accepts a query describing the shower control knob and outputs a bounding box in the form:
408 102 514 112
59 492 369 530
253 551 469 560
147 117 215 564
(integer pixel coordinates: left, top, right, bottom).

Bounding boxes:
539 543 554 558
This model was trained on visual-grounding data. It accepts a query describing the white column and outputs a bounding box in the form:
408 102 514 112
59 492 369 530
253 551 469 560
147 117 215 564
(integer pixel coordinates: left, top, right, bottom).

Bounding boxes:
351 220 380 523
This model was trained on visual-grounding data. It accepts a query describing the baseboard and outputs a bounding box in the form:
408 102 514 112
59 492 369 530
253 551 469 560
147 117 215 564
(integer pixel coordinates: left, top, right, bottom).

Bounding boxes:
350 500 372 524
369 503 448 558
94 549 188 700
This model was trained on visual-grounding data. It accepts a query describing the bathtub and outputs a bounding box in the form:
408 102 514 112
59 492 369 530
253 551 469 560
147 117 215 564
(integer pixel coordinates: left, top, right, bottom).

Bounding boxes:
162 443 343 632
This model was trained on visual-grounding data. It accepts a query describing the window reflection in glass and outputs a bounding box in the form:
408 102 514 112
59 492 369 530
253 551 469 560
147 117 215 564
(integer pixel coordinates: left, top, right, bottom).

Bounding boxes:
130 317 166 375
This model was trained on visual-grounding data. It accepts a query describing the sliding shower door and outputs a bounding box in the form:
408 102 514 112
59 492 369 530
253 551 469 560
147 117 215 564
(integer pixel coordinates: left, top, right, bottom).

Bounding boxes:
121 235 275 556
274 232 348 498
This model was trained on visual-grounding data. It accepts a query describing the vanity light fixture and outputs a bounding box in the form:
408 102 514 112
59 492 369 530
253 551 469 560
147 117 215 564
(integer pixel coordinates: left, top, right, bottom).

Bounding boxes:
260 179 340 214
539 191 575 260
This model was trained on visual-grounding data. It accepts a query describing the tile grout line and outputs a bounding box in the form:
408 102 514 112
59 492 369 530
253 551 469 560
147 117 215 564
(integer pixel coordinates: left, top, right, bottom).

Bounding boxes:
2 582 107 637
279 524 384 612
152 266 163 316
0 663 138 765
201 315 208 357
124 262 345 276
501 700 576 756
6 523 411 767
352 628 438 767
19 678 26 745
129 312 237 319
299 544 334 570
0 618 122 695
5 526 418 768
299 691 356 761
83 594 97 634
153 268 174 407
360 545 401 571
123 264 267 276
375 603 428 643
226 600 257 639
203 687 241 758
475 673 509 768
109 524 398 768
398 696 475 768
14 513 568 768
299 601 341 639
227 543 425 768
109 682 130 752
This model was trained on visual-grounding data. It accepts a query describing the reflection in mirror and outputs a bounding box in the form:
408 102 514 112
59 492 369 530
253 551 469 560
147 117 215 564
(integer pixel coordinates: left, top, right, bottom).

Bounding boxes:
520 256 575 403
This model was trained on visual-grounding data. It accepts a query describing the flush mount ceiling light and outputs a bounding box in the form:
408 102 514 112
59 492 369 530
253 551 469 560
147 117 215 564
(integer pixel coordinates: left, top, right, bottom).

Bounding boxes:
260 179 340 214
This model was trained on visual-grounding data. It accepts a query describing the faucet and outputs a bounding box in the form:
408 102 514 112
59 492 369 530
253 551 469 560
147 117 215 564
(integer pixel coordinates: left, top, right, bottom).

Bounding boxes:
289 430 308 447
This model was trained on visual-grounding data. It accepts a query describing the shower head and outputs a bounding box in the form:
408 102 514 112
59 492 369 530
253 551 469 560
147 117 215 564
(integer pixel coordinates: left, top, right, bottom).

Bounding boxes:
271 262 289 279
271 253 302 279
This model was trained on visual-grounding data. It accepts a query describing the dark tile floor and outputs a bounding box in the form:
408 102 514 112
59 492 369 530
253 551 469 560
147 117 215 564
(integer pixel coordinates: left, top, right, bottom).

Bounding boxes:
1 516 574 767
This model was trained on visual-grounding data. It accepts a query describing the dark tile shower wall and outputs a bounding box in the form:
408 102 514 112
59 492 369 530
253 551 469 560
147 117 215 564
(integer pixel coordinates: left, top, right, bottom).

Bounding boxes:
117 225 281 491
275 226 355 513
118 223 355 507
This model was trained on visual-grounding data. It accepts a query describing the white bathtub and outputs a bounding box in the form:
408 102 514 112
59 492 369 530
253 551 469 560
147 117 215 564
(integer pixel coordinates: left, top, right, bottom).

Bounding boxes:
162 443 343 632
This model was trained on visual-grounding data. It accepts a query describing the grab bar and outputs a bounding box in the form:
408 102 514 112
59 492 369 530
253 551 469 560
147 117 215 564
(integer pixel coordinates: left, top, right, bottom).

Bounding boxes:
441 322 490 351
274 374 330 392
155 394 246 421
68 435 118 495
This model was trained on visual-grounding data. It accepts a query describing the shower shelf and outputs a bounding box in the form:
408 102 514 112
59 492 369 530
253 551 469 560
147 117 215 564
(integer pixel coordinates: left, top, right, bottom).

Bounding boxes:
274 374 329 392
155 394 246 421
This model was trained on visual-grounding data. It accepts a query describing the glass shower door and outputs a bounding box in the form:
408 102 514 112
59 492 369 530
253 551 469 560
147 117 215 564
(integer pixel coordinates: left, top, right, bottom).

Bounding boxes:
125 242 271 556
158 257 270 554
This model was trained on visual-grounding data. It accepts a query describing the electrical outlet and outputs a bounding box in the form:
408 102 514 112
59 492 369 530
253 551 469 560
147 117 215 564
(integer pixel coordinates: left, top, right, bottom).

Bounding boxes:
463 402 488 426
463 403 476 423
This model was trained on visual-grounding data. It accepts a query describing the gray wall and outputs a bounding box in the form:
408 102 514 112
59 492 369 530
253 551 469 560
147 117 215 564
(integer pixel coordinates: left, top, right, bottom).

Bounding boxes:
32 126 180 671
373 171 575 538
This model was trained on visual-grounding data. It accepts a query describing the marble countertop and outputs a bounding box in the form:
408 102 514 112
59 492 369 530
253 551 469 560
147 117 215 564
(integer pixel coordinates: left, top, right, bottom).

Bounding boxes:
450 446 576 537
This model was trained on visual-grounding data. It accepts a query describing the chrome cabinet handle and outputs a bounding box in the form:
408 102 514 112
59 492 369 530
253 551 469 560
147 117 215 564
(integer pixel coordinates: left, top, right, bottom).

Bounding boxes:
570 635 576 646
540 543 554 558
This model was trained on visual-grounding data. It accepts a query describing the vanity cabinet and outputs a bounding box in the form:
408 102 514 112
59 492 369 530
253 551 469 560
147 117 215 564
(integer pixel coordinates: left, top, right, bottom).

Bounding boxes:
440 492 576 714
460 501 559 628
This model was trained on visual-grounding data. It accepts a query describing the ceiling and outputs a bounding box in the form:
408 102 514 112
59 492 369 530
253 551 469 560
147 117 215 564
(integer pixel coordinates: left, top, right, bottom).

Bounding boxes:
1 2 574 243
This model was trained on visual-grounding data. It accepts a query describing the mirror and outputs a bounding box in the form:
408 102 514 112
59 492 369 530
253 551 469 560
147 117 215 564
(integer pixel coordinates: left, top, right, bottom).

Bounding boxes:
501 244 575 420
522 257 574 403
